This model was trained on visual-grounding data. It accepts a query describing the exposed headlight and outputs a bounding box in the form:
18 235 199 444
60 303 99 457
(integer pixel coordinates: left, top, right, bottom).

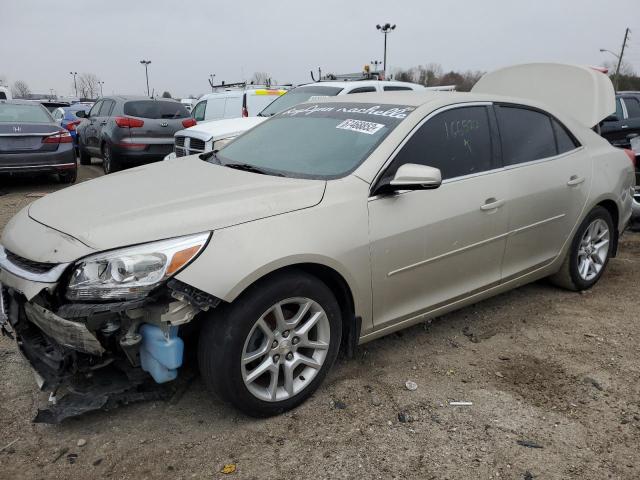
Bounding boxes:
66 233 210 301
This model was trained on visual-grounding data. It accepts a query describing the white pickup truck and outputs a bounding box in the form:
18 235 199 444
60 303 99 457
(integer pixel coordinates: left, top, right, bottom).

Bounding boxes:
165 80 443 160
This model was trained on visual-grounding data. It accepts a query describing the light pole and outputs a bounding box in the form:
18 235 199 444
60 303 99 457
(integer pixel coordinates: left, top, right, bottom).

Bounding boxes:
371 60 383 76
376 23 396 78
209 73 216 92
140 60 152 97
69 71 78 97
98 81 105 97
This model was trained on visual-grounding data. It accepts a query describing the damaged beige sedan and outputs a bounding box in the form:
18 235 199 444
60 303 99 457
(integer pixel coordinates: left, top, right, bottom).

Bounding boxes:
0 64 635 421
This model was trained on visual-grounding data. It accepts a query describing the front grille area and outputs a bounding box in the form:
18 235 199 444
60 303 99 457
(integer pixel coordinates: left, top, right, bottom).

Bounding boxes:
173 136 207 157
5 249 57 274
189 138 205 152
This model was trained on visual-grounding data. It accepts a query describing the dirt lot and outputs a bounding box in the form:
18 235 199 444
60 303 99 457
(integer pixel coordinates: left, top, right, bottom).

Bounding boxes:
0 164 639 480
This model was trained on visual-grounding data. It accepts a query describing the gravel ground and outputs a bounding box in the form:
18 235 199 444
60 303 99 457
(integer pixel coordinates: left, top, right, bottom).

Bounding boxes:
0 164 639 479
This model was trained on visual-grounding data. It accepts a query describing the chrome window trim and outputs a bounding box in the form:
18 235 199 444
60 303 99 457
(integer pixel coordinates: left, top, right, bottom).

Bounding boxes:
620 98 629 119
0 245 70 283
369 101 494 196
501 145 585 171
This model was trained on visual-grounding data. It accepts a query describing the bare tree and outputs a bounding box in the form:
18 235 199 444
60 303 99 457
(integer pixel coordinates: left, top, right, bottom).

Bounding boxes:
0 75 8 87
11 80 31 98
77 73 100 99
161 91 172 98
250 72 273 86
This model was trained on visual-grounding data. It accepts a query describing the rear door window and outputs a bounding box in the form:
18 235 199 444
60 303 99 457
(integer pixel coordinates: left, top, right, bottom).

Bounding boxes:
382 106 494 181
624 97 640 118
98 99 115 117
551 119 580 154
124 100 190 119
496 106 557 165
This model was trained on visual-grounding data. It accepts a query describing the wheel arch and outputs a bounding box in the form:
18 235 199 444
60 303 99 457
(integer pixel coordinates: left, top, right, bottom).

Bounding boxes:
223 261 361 357
595 198 620 256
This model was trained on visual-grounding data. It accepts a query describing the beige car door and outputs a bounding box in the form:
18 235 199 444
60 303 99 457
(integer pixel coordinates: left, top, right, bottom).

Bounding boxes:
496 105 591 280
368 105 509 329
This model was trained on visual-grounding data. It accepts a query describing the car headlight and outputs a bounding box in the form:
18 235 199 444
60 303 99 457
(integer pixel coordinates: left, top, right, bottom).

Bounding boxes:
66 232 210 301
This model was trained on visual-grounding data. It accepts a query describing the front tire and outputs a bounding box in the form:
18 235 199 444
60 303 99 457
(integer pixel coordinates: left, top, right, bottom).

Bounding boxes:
550 206 614 291
198 271 342 417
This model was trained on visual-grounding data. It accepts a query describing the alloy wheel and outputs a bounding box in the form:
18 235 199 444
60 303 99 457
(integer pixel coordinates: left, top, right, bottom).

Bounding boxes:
577 218 610 281
241 297 331 402
103 144 111 174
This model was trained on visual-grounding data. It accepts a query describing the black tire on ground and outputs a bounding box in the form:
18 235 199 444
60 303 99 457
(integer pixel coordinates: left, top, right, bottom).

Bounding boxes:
78 140 91 165
198 270 342 417
102 142 120 174
549 206 615 291
58 166 77 184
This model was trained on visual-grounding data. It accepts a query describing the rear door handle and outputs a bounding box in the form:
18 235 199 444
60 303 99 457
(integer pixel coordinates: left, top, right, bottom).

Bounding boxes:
567 175 585 186
100 120 107 125
480 198 505 211
621 125 629 129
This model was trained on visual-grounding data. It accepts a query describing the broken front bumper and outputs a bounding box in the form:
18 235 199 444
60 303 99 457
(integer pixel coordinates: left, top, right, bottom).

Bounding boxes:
0 247 218 422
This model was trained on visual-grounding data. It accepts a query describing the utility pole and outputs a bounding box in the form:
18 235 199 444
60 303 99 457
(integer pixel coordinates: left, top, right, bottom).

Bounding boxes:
69 71 78 97
376 23 396 79
140 60 152 97
614 27 630 92
208 74 216 92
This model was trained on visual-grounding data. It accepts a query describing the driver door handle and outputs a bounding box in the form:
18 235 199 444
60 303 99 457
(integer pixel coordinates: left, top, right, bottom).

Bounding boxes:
100 120 107 125
567 175 585 186
480 198 505 211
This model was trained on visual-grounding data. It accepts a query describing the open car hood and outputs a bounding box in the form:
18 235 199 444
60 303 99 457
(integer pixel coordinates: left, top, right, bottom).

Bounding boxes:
472 63 616 127
27 156 325 251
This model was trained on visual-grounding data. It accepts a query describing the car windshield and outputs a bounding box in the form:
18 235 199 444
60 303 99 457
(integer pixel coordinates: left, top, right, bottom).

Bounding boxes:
124 100 190 119
259 86 344 117
0 103 52 123
216 102 415 179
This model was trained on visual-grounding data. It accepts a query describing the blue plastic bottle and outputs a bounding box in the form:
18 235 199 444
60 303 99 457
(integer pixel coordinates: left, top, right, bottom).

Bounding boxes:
139 324 184 383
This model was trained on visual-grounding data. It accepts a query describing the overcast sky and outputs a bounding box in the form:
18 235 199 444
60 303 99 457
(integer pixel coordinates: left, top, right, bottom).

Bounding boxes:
1 0 639 98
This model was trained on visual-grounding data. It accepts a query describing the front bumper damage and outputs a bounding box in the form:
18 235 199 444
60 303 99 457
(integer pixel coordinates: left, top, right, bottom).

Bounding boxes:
0 251 220 423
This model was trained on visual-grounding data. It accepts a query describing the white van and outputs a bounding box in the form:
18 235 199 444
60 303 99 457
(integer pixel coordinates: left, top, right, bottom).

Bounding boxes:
191 88 286 122
0 86 11 100
165 80 429 160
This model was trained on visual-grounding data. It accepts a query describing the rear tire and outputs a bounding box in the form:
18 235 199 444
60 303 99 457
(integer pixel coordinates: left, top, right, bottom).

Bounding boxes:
198 271 342 417
58 166 77 184
102 142 120 174
549 206 614 291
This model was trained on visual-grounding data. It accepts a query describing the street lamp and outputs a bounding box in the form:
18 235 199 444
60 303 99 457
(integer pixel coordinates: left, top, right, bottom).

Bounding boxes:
376 23 396 78
371 60 383 74
69 71 78 98
140 60 152 97
599 48 622 91
209 73 216 92
98 81 105 97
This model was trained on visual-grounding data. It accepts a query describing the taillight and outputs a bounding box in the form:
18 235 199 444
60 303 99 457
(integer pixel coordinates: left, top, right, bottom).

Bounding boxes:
242 107 248 118
42 130 73 144
65 120 82 132
182 118 197 128
623 149 637 167
115 116 144 128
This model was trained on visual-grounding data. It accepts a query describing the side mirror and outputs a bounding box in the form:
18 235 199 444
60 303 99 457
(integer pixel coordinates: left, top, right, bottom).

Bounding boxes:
75 110 87 118
375 163 442 195
603 114 618 122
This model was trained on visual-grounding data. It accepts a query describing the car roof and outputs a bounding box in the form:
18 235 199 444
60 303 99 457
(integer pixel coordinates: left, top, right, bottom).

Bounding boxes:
0 99 47 106
311 90 565 116
100 95 180 102
299 80 424 89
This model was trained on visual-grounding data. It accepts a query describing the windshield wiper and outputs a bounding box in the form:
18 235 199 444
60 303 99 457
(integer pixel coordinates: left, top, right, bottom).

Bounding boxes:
200 150 222 164
224 162 284 176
